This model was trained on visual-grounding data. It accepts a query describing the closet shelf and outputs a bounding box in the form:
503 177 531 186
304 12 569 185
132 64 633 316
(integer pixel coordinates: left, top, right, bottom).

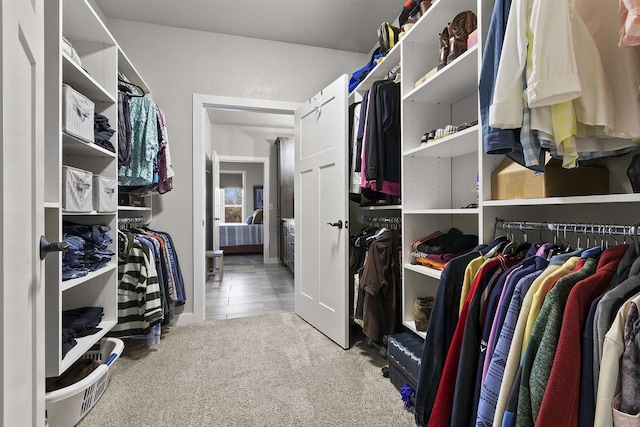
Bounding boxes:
62 53 116 103
45 202 60 209
403 320 427 339
403 46 478 104
62 211 117 216
405 0 478 48
404 208 479 215
483 193 640 206
350 41 402 98
359 204 402 211
404 125 479 158
118 206 151 211
63 131 117 158
60 319 117 374
61 262 117 292
404 263 442 280
63 0 116 45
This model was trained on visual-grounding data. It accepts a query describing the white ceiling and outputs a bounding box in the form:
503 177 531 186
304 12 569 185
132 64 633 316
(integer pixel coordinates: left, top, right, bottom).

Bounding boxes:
95 0 400 53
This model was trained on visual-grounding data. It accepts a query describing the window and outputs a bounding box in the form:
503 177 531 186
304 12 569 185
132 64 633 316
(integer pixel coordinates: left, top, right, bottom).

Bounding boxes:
224 187 243 223
219 170 246 223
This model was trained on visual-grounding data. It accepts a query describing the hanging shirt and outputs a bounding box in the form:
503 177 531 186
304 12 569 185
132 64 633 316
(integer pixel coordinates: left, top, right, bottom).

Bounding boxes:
111 231 163 336
359 234 398 342
362 80 401 196
429 255 517 427
118 97 159 187
450 255 522 427
414 248 486 427
538 245 628 427
620 0 640 48
516 258 597 427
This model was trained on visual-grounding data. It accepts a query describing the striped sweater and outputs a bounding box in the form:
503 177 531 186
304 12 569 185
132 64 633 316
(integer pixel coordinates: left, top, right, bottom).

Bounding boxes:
111 231 163 336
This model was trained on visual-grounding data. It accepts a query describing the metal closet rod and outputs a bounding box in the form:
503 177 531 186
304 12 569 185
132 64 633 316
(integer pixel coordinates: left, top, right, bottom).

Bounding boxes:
493 217 639 239
118 217 146 230
361 214 401 229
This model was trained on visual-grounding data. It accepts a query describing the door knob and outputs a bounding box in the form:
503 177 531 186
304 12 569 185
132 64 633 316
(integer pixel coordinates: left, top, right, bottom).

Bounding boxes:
40 236 70 260
327 220 343 229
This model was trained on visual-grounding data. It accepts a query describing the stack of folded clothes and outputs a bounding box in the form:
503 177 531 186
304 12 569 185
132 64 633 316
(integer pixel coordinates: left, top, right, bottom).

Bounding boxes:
62 223 115 281
410 228 478 270
94 113 116 153
61 306 104 358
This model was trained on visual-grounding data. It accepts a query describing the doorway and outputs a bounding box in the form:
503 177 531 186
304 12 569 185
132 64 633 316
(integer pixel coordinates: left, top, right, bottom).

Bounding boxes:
214 158 265 261
192 94 299 323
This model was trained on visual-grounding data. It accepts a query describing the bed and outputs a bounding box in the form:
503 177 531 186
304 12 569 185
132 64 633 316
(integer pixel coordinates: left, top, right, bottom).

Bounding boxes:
218 223 264 253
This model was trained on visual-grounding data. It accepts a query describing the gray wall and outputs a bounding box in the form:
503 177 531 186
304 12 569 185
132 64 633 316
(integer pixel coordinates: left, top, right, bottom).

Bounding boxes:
104 18 368 317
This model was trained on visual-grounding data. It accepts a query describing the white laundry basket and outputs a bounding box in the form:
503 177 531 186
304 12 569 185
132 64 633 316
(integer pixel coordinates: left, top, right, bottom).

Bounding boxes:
45 338 124 427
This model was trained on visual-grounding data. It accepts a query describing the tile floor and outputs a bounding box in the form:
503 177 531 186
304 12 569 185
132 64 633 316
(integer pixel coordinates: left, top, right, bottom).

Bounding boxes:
205 254 295 320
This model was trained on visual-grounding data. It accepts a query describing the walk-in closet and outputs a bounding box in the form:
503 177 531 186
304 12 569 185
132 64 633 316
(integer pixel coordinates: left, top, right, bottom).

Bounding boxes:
2 0 639 425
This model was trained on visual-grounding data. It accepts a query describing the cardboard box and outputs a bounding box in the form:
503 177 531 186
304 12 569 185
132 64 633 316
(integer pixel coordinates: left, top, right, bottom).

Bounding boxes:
491 157 609 200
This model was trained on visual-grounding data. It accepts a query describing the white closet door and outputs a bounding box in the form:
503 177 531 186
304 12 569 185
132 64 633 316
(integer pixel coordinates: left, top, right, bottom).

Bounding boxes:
294 74 350 349
1 0 45 424
212 151 221 250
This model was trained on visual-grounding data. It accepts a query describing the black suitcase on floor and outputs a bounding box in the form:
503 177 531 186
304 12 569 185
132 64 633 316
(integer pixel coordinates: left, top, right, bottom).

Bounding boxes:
387 332 424 403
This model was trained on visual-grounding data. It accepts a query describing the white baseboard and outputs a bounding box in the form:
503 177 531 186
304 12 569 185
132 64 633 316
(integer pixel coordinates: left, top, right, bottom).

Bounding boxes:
173 312 195 326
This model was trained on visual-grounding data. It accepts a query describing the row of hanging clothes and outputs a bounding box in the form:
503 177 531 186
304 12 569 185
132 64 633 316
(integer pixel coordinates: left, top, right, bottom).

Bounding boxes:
110 218 186 345
480 0 640 172
414 219 640 427
350 215 402 344
349 67 402 206
118 73 175 195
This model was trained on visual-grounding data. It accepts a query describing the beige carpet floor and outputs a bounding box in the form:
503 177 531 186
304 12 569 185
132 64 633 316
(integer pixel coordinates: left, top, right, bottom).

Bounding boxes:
79 313 414 426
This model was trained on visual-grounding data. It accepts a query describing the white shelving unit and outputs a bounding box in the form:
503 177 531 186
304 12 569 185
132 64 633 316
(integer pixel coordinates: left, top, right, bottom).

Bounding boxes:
43 0 119 378
399 0 486 335
383 0 640 339
42 0 151 378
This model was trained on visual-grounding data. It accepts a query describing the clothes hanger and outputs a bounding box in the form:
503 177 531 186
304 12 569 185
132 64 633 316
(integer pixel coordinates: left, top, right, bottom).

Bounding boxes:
118 76 145 97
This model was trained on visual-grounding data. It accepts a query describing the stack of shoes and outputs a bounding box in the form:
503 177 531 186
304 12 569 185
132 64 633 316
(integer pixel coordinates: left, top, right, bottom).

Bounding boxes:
413 296 435 332
420 120 478 145
435 125 458 140
437 10 477 71
421 130 435 145
400 1 433 39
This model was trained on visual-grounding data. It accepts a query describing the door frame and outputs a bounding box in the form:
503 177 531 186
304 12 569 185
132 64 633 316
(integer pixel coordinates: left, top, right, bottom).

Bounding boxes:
192 94 299 323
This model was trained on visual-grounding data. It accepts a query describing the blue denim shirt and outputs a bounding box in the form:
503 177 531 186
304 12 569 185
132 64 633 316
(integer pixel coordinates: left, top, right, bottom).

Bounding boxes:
479 0 520 156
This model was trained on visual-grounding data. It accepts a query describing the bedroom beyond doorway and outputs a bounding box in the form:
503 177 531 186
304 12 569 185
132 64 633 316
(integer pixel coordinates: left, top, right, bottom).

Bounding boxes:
205 254 294 320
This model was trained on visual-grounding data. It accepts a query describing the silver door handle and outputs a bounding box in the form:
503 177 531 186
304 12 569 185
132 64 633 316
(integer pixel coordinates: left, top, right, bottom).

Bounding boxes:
327 220 343 229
